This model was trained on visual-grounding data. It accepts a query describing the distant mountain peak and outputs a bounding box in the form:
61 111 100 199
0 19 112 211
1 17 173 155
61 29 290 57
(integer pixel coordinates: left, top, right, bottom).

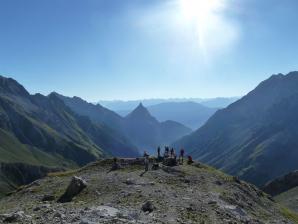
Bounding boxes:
126 102 157 122
0 75 29 97
136 102 146 110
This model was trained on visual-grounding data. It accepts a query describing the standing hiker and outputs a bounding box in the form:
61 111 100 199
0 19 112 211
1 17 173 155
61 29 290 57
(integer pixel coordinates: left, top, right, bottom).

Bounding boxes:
157 146 161 158
170 148 174 158
179 148 185 164
144 151 150 171
164 147 169 158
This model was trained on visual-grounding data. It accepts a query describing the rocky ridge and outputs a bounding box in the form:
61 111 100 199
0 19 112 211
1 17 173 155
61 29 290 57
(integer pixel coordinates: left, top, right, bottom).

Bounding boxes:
0 159 297 224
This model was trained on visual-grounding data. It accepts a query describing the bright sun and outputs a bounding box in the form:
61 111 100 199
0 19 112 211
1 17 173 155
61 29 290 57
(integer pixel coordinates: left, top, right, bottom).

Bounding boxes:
179 0 223 22
178 0 230 58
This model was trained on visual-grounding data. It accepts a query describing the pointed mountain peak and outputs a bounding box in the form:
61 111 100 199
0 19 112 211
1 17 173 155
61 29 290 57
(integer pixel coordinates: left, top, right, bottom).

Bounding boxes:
126 102 158 122
136 102 146 109
133 102 149 114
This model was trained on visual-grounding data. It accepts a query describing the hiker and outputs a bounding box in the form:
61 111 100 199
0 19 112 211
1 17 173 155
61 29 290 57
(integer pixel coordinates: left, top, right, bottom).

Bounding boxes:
157 146 161 158
144 151 150 172
170 148 175 158
164 147 169 158
173 151 177 161
108 157 120 172
187 155 194 165
179 148 185 164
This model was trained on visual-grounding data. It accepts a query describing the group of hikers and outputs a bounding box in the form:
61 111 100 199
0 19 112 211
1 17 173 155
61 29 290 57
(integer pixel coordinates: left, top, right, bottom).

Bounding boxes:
109 146 194 173
143 146 194 172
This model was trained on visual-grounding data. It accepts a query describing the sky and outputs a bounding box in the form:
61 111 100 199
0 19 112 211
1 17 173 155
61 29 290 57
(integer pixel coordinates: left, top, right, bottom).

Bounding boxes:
0 0 298 101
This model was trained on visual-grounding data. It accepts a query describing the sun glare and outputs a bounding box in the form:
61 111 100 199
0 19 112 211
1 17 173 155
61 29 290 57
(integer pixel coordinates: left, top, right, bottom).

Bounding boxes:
178 0 234 60
180 0 223 22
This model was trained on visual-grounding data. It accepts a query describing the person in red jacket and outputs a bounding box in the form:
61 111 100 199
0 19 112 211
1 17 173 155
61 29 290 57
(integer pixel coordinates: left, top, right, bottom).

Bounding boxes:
187 155 194 165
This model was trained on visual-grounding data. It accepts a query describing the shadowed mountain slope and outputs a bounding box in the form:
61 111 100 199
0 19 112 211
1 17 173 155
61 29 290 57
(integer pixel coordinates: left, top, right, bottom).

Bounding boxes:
174 71 298 186
0 75 139 196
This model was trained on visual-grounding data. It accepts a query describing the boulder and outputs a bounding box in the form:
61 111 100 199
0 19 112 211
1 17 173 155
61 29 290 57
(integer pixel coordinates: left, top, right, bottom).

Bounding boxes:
162 158 177 167
141 201 155 213
58 176 87 203
152 163 159 170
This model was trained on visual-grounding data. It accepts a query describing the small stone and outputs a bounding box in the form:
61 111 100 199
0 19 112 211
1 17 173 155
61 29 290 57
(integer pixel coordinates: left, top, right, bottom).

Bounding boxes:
42 195 55 202
124 179 135 185
141 201 155 213
208 200 217 205
53 212 65 219
33 207 41 211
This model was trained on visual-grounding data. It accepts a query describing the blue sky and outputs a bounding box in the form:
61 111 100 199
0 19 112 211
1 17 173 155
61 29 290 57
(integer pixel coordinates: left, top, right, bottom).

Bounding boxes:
0 0 297 101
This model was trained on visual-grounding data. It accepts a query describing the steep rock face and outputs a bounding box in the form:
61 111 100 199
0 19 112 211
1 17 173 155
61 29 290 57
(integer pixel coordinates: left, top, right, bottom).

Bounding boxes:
174 72 298 186
0 159 296 223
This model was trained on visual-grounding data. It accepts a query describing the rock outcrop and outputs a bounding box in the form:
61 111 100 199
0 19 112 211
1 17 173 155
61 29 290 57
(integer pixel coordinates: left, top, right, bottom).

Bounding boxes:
58 176 87 203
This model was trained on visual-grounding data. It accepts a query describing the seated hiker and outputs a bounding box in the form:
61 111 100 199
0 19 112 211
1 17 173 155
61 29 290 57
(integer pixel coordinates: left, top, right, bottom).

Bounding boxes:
109 157 120 172
144 151 150 172
187 155 194 165
179 148 185 164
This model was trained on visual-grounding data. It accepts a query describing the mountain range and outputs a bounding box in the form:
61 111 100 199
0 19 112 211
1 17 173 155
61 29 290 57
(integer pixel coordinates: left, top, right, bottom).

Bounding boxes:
99 97 238 112
174 71 298 187
55 93 192 153
146 102 217 130
0 76 139 196
0 75 194 196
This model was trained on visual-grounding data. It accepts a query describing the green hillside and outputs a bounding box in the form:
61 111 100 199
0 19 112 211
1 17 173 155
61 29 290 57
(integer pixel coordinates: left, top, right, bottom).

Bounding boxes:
275 187 298 213
0 75 139 197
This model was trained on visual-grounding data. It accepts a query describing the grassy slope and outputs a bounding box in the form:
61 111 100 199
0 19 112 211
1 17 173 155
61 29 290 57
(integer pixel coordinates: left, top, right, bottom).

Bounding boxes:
0 128 65 166
275 186 298 213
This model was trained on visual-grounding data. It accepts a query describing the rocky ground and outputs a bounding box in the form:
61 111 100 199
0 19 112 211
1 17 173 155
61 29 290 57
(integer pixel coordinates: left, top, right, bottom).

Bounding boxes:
0 158 297 224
